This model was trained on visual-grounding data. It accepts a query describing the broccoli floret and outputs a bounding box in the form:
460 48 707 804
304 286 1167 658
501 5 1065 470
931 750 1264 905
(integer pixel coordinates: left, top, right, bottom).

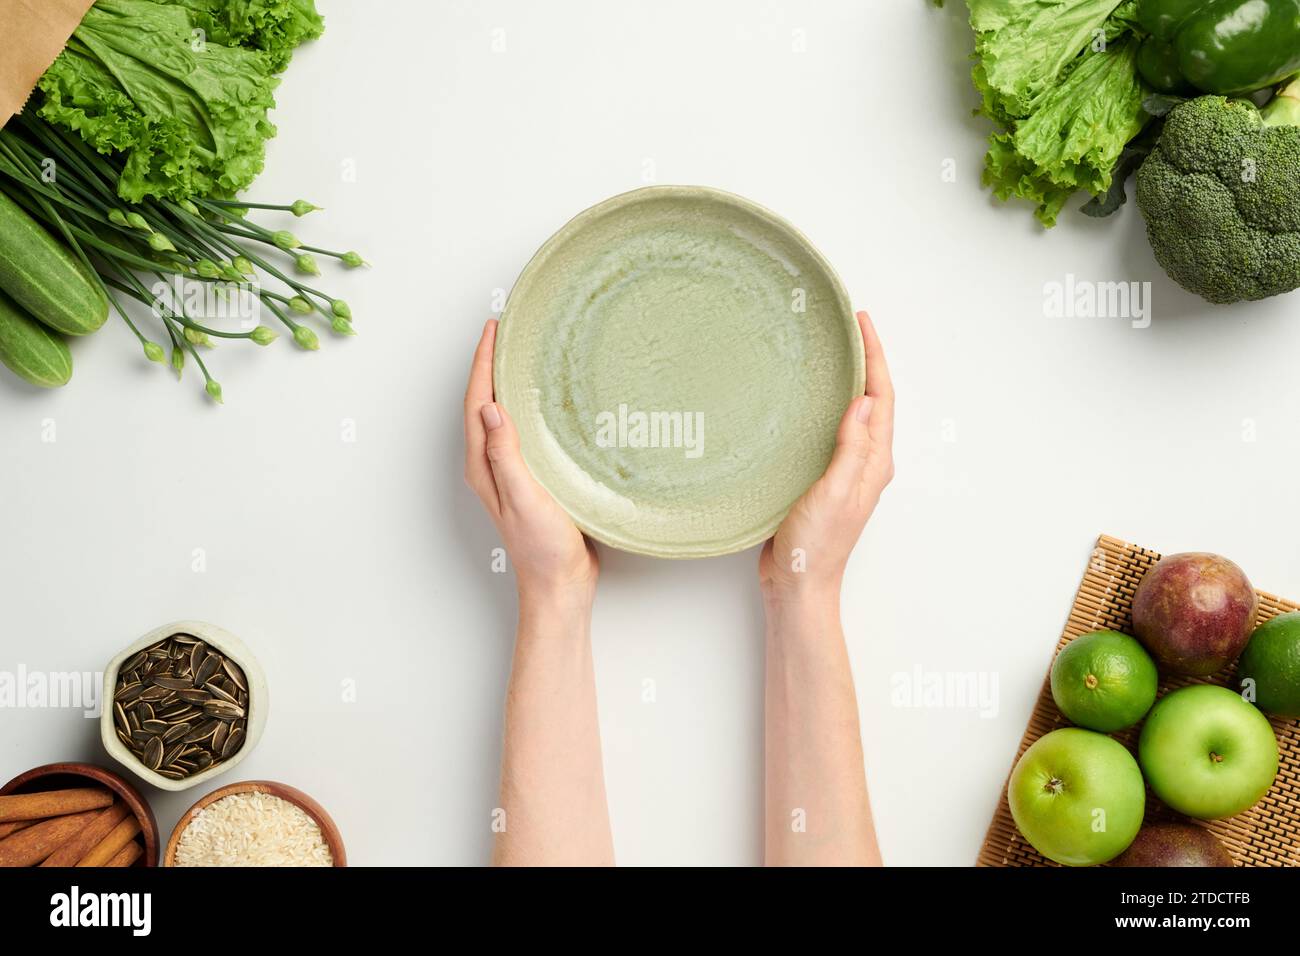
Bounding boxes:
1136 89 1300 304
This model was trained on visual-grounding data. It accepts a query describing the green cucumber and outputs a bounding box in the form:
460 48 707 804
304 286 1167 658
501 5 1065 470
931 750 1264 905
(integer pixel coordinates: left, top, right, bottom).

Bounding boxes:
0 189 108 336
0 288 72 388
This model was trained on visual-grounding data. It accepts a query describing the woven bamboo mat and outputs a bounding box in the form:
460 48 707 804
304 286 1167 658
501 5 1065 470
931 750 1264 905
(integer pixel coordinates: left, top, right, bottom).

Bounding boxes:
978 534 1300 867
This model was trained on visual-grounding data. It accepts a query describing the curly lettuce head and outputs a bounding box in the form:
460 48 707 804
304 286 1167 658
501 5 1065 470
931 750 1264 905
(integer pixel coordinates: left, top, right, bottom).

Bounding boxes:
36 0 320 202
967 0 1149 225
980 39 1149 226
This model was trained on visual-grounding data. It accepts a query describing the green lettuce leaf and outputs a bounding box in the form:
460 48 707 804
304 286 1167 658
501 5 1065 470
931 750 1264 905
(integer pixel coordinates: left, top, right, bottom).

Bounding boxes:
36 0 282 202
969 0 1127 120
1104 0 1143 36
981 134 1077 228
967 0 1151 226
162 0 324 72
983 39 1149 226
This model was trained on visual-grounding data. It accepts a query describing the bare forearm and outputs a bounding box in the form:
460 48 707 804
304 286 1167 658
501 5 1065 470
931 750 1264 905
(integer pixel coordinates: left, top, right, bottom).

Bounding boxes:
493 592 614 866
763 593 881 866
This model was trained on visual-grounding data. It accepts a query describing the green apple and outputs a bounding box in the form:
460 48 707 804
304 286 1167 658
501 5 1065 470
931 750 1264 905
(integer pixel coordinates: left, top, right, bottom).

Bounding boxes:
1008 728 1144 866
1138 685 1278 819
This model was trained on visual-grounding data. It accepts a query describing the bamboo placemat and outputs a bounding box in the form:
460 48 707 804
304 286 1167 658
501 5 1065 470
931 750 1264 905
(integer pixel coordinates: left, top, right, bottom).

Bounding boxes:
978 534 1300 867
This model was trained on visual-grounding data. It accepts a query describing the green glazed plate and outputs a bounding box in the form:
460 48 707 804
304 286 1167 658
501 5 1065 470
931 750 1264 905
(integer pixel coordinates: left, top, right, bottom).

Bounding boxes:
494 186 864 559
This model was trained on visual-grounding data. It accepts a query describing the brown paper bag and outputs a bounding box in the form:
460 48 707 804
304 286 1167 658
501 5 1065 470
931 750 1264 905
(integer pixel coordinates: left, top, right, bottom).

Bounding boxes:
0 0 97 128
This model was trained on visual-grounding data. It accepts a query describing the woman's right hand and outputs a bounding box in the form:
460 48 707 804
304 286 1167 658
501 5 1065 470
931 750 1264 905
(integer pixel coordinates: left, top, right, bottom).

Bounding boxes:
464 319 599 606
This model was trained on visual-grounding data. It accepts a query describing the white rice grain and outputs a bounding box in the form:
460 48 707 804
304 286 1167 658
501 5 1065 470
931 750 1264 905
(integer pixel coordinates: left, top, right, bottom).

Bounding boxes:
174 790 333 867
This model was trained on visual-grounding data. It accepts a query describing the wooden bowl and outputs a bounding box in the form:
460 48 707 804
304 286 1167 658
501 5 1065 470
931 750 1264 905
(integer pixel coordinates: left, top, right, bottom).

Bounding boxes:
1 762 159 866
164 780 345 866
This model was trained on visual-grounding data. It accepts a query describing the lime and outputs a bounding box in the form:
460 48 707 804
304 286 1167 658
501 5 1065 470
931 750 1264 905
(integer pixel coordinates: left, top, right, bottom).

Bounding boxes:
1050 630 1159 732
1239 611 1300 719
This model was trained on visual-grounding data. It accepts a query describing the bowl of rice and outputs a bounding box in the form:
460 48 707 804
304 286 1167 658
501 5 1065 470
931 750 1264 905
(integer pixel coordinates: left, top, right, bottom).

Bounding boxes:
164 780 345 867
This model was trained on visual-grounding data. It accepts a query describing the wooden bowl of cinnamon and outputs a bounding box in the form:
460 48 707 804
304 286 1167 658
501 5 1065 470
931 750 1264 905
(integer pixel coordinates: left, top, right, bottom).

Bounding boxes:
0 762 159 867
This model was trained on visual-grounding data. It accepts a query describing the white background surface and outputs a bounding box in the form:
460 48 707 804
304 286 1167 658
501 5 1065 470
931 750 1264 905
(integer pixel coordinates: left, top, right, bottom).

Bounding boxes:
4 0 1300 866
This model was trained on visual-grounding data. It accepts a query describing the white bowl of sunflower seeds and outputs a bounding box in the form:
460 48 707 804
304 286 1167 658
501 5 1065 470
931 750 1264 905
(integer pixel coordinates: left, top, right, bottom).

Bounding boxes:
101 621 269 792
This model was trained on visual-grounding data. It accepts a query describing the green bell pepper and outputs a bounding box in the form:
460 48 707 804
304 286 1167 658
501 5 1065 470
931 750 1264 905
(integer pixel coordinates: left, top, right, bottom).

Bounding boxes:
1136 0 1300 95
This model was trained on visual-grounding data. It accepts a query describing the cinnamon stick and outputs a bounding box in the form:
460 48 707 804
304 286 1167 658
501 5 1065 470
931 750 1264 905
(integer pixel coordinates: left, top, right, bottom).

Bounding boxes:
0 819 35 840
104 841 142 868
76 816 141 867
0 809 101 866
0 787 113 823
39 802 130 867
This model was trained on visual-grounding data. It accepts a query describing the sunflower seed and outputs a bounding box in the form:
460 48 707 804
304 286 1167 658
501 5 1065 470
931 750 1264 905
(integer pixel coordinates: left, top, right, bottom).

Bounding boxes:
113 702 128 731
162 721 192 743
205 700 245 720
189 641 207 674
151 676 192 691
192 751 214 770
127 709 141 732
221 727 244 759
177 688 211 703
206 682 239 705
120 650 148 675
143 737 164 770
142 719 170 734
183 720 220 743
147 648 169 660
162 741 186 767
211 721 229 753
221 659 247 690
139 685 171 702
114 681 144 704
157 769 184 780
194 653 221 687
